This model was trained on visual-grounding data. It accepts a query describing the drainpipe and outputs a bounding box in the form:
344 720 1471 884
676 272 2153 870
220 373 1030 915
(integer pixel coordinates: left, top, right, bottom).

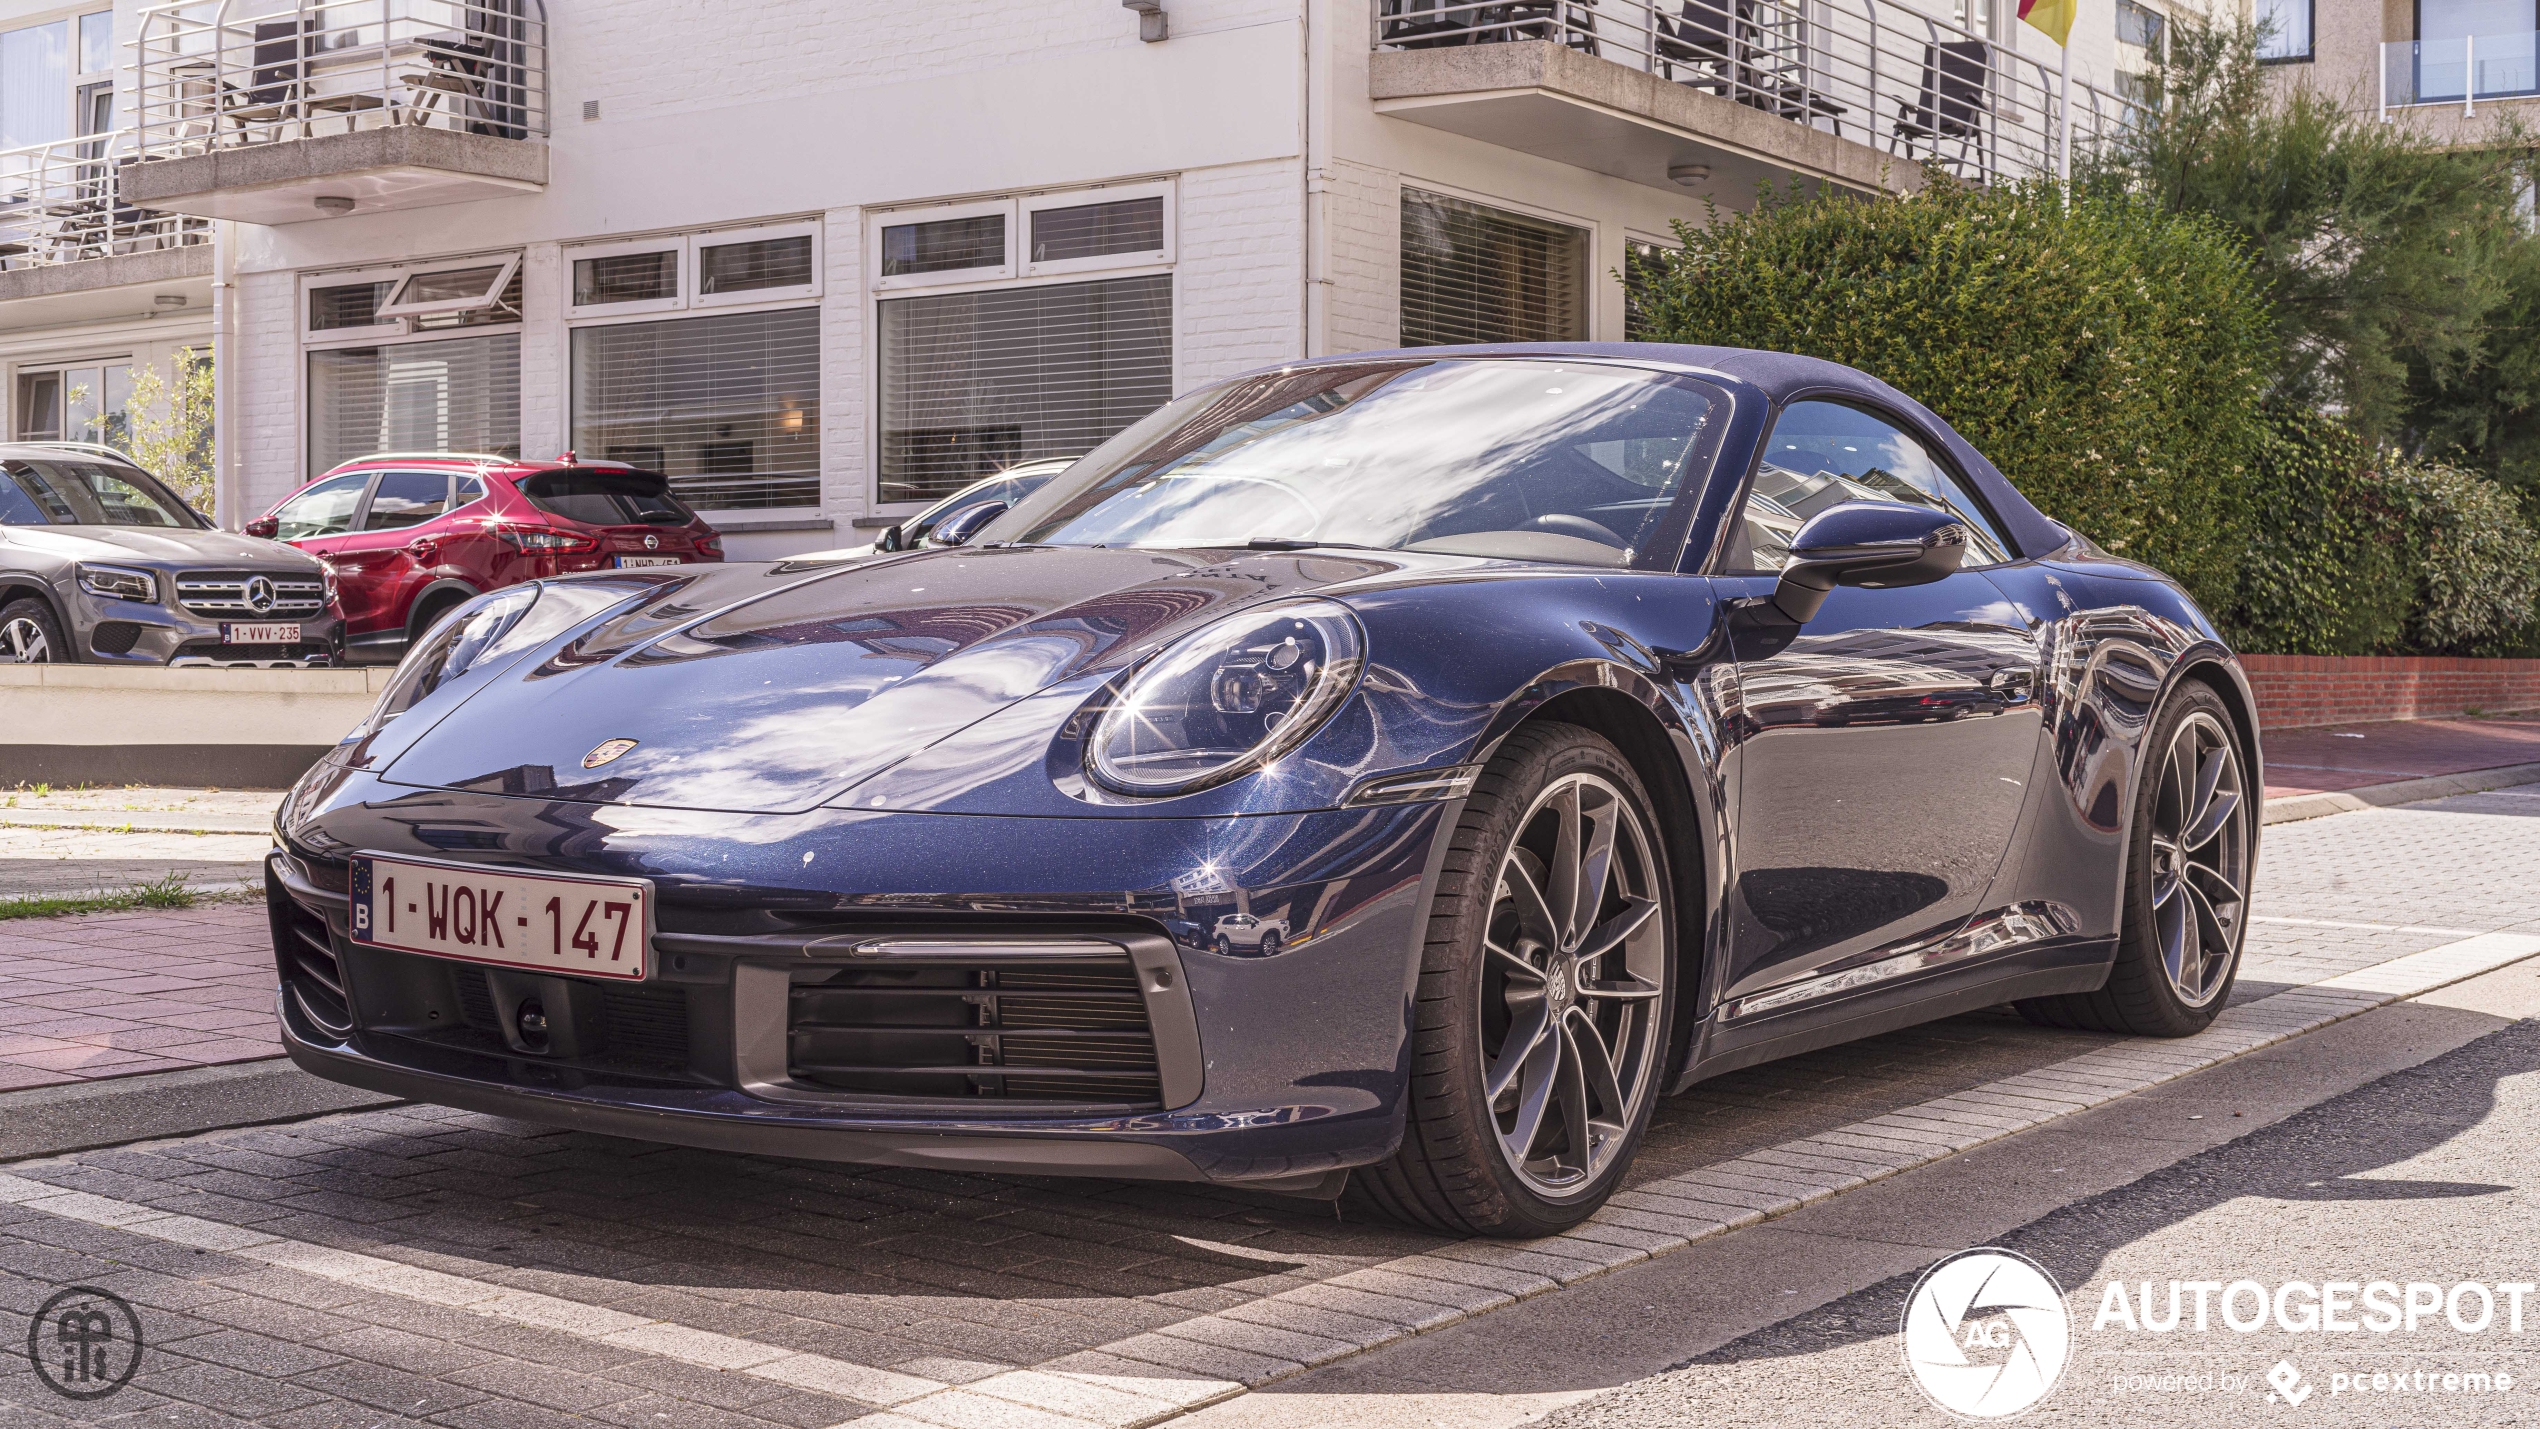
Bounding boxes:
210 218 237 529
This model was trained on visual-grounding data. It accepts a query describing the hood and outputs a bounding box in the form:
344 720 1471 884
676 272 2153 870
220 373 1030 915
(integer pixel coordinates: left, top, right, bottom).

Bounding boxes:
379 544 1399 814
0 525 321 568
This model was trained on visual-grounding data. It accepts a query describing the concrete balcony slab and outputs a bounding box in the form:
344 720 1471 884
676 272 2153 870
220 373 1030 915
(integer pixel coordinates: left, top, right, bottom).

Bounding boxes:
1371 40 1924 199
124 126 545 226
0 245 211 334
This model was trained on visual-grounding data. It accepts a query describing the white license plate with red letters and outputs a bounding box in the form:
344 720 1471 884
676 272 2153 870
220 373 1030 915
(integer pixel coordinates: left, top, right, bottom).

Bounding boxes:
349 854 649 980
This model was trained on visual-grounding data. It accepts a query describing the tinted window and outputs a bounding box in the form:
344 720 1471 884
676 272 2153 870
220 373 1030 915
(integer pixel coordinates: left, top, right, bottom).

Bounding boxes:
362 471 451 531
903 466 1065 543
698 235 812 294
1725 401 2014 573
273 472 373 539
1 460 194 527
1029 198 1164 263
881 215 1004 276
519 470 692 526
1003 359 1716 567
573 250 676 306
454 474 486 506
0 466 64 524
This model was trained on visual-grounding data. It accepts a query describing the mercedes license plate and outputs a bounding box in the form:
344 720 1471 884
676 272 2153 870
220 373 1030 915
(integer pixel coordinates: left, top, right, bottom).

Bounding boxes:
224 622 300 643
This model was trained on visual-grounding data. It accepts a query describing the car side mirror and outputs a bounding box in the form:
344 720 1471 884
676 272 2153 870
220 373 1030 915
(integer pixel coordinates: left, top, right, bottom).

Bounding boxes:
244 516 280 539
1771 501 1968 624
926 500 1008 548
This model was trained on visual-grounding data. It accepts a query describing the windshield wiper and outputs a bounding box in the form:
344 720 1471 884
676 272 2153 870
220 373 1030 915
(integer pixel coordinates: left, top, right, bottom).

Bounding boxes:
1243 537 1382 552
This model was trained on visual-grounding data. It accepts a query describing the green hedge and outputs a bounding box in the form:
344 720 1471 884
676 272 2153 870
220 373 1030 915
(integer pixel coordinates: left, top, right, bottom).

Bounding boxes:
2382 460 2540 656
1630 173 2274 611
2223 407 2409 655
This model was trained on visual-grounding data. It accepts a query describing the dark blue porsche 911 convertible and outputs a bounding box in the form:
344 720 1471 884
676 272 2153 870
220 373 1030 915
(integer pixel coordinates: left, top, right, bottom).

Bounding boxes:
270 344 2260 1236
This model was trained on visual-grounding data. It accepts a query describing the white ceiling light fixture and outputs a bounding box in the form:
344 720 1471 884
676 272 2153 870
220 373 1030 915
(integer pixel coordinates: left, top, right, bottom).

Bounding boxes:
314 195 355 215
1667 164 1712 187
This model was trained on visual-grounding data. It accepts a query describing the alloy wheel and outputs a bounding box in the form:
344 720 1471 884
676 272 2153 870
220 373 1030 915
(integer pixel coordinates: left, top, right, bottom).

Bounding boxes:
1478 772 1668 1196
0 616 52 663
2147 710 2249 1008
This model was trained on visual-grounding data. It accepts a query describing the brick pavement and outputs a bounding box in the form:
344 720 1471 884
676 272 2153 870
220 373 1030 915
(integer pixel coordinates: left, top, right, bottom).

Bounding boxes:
0 906 279 1092
0 796 2535 1427
2261 715 2540 799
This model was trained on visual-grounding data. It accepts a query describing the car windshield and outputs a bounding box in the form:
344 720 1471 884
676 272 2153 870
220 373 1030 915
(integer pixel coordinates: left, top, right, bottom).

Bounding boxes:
992 359 1719 567
0 459 198 528
519 469 695 527
904 463 1069 543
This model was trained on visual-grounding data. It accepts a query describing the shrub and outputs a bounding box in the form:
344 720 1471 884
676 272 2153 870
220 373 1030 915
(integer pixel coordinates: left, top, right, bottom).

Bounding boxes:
1630 172 2274 611
2380 459 2540 655
2223 407 2410 656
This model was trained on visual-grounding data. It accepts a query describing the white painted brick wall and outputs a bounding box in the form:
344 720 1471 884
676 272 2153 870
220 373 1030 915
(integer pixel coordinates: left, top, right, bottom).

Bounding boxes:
519 243 565 462
821 207 866 528
1320 160 1399 355
1177 159 1306 388
235 268 301 514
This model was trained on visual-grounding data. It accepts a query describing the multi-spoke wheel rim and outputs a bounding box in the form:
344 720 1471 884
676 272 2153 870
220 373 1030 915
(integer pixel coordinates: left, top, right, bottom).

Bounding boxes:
1479 772 1668 1198
0 616 51 663
2148 711 2249 1008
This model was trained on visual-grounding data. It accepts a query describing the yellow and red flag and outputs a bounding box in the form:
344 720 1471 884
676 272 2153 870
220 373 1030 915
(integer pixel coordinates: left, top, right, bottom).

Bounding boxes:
2018 0 2076 45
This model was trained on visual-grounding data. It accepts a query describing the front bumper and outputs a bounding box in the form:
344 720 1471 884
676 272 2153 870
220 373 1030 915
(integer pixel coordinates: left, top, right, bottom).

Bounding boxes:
72 585 344 667
267 784 1452 1185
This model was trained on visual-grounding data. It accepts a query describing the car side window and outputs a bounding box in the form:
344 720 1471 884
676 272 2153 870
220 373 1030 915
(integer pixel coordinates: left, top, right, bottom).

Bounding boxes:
0 465 65 525
273 472 373 540
362 471 453 531
1723 400 2015 573
453 474 486 509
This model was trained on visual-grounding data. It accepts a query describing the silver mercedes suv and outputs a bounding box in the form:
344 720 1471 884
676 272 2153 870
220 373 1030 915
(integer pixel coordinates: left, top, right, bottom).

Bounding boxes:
0 444 345 667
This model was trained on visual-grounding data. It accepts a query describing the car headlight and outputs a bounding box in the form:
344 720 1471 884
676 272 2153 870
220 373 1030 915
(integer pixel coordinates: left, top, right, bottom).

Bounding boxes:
1087 599 1363 796
76 563 156 604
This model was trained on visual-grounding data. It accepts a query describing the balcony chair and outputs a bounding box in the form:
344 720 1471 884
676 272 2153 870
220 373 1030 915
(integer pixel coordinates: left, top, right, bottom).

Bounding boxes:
1892 38 1991 175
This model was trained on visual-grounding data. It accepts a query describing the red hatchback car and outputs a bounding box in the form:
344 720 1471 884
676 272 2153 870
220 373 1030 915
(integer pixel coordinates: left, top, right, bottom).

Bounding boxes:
248 455 723 663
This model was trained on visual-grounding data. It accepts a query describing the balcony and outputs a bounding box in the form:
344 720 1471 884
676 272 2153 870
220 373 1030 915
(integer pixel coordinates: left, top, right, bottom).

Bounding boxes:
1370 0 2142 195
127 0 548 226
2381 32 2540 114
0 132 211 324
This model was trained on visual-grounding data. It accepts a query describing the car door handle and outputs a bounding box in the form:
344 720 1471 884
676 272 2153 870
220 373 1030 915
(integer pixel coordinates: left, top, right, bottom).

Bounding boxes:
1988 667 2036 702
406 538 438 559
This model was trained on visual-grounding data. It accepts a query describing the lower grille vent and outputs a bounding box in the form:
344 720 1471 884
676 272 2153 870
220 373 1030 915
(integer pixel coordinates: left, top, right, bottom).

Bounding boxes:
90 621 142 656
272 893 351 1033
453 968 690 1072
788 951 1161 1106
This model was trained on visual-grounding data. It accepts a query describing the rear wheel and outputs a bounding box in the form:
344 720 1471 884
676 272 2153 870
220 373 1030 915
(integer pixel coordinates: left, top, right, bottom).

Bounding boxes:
0 598 66 663
1352 724 1674 1236
2017 682 2253 1036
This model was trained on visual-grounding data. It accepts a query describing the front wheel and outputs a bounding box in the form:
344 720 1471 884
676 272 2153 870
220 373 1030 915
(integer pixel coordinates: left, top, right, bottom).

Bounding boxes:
1352 723 1674 1237
2017 681 2254 1036
0 598 67 663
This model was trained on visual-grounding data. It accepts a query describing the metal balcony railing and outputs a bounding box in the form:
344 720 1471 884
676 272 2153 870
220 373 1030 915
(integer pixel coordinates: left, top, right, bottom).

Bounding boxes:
2381 32 2540 114
132 0 548 160
0 131 210 271
1374 0 2147 186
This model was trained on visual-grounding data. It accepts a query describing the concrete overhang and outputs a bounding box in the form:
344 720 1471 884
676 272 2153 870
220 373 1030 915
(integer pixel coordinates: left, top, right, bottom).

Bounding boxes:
124 126 546 226
1371 41 1923 199
0 245 213 333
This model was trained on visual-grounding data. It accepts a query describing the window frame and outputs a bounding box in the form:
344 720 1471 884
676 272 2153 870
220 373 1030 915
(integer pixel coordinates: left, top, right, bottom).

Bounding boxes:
272 468 383 540
373 253 525 323
1019 181 1176 279
356 468 462 533
2258 0 2313 62
566 302 826 517
565 235 690 320
1707 394 2020 575
691 219 823 310
1396 180 1598 346
870 198 1017 292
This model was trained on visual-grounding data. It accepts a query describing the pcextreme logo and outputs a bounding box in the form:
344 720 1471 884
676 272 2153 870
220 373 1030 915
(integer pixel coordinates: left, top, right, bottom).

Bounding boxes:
1902 1248 2072 1418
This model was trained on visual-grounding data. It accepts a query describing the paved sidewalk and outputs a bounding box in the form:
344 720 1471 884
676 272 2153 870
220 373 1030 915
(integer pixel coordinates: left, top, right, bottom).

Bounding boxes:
0 784 279 834
0 905 279 1091
2261 714 2540 798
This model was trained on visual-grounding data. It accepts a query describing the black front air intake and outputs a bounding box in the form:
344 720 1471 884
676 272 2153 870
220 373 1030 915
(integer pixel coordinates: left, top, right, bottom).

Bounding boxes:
787 949 1163 1107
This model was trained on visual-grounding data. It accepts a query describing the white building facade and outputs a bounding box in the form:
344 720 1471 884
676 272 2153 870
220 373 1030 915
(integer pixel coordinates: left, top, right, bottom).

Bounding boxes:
5 0 2170 558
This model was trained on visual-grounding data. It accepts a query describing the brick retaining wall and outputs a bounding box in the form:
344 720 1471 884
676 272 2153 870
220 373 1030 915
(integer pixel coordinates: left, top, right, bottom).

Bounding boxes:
2241 654 2540 729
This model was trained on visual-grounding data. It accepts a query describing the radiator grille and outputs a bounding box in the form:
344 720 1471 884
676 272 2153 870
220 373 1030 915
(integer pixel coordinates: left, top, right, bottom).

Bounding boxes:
175 572 328 618
788 954 1160 1106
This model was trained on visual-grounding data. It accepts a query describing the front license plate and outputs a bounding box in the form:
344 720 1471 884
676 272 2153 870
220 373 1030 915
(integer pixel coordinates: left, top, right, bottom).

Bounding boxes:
615 555 684 568
349 854 649 981
224 622 300 643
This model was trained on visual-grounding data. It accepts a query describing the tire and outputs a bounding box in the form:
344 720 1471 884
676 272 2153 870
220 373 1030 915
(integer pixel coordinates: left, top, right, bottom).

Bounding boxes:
2016 682 2254 1036
407 591 467 644
1350 723 1675 1237
1215 935 1232 957
0 598 68 664
1259 931 1283 958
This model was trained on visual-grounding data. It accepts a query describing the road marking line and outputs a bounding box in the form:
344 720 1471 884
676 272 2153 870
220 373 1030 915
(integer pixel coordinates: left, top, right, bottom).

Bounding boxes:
5 933 2537 1429
2253 916 2487 935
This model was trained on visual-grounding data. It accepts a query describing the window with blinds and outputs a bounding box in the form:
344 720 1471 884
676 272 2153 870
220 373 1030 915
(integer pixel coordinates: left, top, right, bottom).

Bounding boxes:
877 274 1172 506
570 307 821 511
308 334 520 473
1400 189 1588 347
